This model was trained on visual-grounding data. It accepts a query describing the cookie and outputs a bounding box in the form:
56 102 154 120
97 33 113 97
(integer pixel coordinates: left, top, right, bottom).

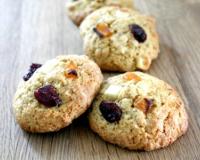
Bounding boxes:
88 72 188 151
80 6 160 72
13 55 103 133
67 0 134 26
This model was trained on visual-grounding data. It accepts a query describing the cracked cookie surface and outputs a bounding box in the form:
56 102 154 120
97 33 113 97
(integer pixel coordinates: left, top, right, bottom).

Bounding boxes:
80 6 160 72
13 55 103 133
88 72 188 151
67 0 134 26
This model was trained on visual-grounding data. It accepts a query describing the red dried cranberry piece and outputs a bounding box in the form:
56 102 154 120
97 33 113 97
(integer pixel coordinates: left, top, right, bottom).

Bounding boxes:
68 69 78 76
23 63 42 81
145 98 153 108
34 85 62 107
129 24 147 43
99 100 122 123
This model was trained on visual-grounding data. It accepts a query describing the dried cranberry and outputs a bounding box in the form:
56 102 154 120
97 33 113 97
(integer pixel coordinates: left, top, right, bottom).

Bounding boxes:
129 24 147 43
23 63 42 81
99 101 122 123
68 69 78 76
34 85 62 107
145 98 153 108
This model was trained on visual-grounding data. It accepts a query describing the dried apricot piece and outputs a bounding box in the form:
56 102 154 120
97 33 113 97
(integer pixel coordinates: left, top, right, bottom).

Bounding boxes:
133 97 153 114
93 23 112 38
64 69 78 79
67 62 77 70
123 72 141 82
65 62 78 79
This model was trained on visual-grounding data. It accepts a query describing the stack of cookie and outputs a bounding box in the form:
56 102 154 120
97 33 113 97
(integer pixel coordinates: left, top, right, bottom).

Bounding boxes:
13 0 188 151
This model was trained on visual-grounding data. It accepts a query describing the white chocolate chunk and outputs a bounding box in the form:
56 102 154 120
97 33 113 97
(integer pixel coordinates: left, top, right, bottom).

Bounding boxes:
136 56 151 71
104 85 122 99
